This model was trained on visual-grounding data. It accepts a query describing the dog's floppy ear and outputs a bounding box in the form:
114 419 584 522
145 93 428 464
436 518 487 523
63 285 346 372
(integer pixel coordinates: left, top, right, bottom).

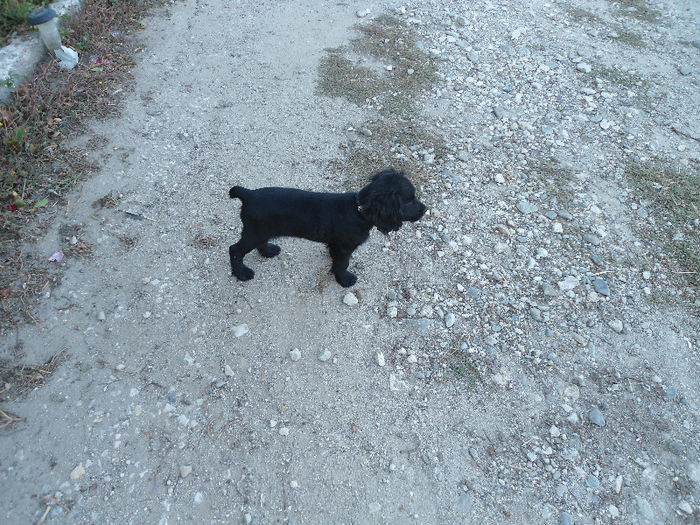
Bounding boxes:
358 178 403 234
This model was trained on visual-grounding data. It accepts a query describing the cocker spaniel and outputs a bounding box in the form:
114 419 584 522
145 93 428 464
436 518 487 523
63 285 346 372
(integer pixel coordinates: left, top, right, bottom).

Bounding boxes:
228 168 426 287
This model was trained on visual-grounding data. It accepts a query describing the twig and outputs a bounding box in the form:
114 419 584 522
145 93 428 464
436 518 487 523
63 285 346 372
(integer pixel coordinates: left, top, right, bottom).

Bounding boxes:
153 444 173 484
0 407 23 429
97 358 135 375
670 125 700 143
206 417 221 441
35 505 51 525
65 184 85 216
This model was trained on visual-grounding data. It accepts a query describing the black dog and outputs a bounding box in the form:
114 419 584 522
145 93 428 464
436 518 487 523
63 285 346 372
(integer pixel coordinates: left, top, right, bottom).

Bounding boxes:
228 168 426 287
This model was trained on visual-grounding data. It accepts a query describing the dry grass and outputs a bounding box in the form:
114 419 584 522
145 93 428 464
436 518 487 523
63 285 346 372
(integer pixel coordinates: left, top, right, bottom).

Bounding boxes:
610 0 662 24
1 0 167 330
526 157 576 204
625 162 699 288
0 347 66 428
318 16 443 187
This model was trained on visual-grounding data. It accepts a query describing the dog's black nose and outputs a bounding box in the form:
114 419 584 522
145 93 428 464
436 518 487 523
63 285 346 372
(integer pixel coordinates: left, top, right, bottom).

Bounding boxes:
403 200 426 222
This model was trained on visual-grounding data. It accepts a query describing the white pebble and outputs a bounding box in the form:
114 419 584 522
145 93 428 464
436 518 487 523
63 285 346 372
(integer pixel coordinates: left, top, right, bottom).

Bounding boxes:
343 292 358 306
279 427 290 436
289 348 301 361
376 352 386 367
318 349 332 362
608 319 624 333
70 463 85 480
232 324 249 337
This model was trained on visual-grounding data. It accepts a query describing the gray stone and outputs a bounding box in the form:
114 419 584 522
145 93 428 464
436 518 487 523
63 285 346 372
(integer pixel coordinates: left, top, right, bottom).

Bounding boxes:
467 51 479 63
665 386 678 400
493 105 505 119
530 307 543 322
558 210 573 220
576 62 592 73
456 493 473 514
517 200 538 214
589 408 606 427
582 233 600 246
679 66 691 76
585 474 600 489
403 318 432 335
635 496 654 521
543 283 560 297
592 278 610 297
457 150 470 162
558 276 580 291
559 511 573 525
590 253 604 267
545 210 558 220
445 313 456 328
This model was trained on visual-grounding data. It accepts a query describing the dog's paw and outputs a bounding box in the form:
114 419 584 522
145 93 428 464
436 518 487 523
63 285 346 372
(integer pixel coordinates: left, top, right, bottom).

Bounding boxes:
335 271 357 288
258 243 281 258
233 266 255 281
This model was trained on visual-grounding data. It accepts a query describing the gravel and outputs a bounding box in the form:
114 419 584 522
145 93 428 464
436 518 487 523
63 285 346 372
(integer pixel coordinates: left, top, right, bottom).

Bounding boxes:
1 1 698 524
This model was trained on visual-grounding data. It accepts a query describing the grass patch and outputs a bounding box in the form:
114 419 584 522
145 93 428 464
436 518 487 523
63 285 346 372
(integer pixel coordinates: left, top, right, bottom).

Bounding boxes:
526 157 576 205
563 5 646 48
317 49 381 107
190 233 221 250
591 64 646 88
1 0 165 331
318 15 442 187
317 16 436 119
0 0 50 46
625 162 699 288
317 15 437 118
58 223 93 258
0 347 66 428
612 28 645 48
564 5 605 25
448 352 480 387
610 0 662 24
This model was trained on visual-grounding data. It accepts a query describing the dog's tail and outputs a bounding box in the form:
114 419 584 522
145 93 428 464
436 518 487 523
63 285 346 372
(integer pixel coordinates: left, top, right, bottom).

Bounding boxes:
229 185 251 201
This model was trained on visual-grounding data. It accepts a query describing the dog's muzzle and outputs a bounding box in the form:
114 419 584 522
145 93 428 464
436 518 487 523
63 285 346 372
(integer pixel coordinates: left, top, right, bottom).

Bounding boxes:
402 201 426 222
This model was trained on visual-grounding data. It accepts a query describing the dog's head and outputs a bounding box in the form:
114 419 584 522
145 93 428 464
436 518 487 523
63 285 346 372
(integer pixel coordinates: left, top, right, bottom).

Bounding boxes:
357 168 426 234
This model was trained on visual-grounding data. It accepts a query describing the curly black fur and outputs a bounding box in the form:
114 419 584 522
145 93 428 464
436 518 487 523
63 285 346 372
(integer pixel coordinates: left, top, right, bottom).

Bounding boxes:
228 168 426 287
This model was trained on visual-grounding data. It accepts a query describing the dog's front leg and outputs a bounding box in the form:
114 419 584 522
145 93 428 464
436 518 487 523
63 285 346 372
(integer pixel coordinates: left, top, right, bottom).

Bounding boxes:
329 244 357 287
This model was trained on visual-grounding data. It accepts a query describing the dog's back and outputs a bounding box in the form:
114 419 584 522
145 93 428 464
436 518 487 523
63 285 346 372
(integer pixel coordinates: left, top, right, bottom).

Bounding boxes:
229 185 357 242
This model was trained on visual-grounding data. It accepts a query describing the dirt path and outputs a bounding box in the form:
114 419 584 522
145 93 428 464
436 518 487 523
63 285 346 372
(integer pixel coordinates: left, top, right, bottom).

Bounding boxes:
2 0 698 523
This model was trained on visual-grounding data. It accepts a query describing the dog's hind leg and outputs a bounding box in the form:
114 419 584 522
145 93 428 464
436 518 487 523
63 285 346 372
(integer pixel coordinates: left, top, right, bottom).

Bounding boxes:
229 231 263 281
257 242 281 258
328 244 357 288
